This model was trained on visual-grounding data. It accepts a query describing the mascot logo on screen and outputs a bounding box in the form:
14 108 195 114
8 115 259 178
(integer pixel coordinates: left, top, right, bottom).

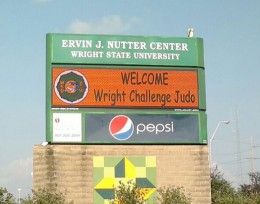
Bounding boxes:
54 70 88 104
109 115 134 141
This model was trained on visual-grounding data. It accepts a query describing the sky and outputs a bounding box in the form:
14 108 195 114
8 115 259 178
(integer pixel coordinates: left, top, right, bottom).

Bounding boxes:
1 0 260 198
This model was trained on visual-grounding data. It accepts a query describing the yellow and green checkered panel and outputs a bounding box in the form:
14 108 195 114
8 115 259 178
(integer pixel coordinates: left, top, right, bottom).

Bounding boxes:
93 156 156 204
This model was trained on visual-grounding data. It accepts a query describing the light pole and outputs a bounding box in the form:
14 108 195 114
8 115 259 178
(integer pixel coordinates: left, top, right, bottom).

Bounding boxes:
18 188 21 204
209 120 230 167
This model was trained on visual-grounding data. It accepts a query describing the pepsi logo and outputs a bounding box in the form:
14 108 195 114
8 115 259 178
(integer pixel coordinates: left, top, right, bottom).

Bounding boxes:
109 115 134 140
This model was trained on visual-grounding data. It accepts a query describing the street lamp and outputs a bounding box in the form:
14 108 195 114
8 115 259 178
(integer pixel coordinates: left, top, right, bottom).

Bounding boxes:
209 120 230 167
18 188 21 204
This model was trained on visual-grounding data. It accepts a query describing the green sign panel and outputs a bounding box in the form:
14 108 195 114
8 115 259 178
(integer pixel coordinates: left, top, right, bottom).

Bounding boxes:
46 33 207 144
47 34 204 67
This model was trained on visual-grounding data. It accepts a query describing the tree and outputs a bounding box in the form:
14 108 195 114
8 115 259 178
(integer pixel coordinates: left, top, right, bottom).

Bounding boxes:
239 172 260 204
0 187 15 204
211 167 260 204
240 172 260 195
210 166 240 204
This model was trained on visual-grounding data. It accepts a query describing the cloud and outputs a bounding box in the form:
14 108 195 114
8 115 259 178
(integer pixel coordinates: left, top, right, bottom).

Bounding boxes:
0 157 33 197
67 15 140 34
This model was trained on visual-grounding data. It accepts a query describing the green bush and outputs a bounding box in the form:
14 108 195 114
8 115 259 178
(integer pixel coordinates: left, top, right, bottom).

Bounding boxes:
0 186 74 204
33 187 73 204
156 185 191 204
110 180 191 204
20 194 33 204
110 180 146 204
0 187 15 204
18 187 73 204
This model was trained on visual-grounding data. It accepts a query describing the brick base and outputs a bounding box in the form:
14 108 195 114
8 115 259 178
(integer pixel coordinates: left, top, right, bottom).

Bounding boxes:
33 145 211 204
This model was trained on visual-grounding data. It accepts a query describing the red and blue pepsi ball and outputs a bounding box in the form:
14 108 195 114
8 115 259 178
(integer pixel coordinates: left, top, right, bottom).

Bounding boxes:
109 115 134 140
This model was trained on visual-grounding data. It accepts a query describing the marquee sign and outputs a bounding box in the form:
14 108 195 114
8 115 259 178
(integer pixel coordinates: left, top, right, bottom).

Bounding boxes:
52 67 205 109
51 110 207 144
46 33 207 144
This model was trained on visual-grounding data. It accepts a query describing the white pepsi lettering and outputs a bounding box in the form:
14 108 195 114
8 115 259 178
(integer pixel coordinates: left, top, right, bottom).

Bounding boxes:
165 123 172 132
136 121 174 135
155 124 164 134
136 124 146 134
146 124 155 132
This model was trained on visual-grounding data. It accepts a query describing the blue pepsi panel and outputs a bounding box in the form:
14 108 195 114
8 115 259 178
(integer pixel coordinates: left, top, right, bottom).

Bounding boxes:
85 112 205 144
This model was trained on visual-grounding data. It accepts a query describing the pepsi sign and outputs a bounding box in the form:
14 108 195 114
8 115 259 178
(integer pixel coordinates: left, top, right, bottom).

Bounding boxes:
85 112 207 144
109 115 134 140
